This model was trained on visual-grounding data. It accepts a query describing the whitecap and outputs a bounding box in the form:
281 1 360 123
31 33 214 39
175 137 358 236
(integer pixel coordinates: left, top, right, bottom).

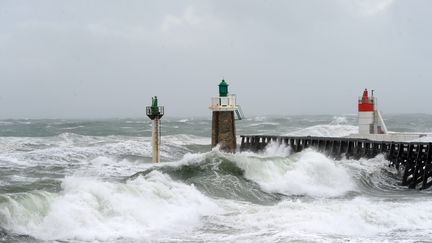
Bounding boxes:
0 171 220 241
287 124 358 137
234 149 356 197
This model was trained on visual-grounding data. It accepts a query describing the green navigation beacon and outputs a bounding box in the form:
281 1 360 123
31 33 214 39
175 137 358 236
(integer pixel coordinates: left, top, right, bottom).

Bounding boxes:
146 96 164 163
218 80 228 97
147 96 164 120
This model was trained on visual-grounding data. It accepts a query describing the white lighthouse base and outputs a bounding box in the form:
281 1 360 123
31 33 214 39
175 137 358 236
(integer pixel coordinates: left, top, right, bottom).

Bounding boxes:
152 119 161 163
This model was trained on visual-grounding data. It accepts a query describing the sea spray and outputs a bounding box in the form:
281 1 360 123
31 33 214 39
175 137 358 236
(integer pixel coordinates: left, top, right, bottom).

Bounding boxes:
132 149 282 204
202 195 432 242
235 147 356 197
1 116 432 242
0 171 219 241
287 124 358 137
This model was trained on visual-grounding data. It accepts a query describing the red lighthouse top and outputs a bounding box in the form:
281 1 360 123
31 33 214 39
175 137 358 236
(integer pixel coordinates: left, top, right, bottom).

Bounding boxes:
358 88 374 112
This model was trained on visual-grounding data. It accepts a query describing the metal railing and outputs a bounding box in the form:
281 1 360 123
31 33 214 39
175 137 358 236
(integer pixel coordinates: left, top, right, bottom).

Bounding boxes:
146 106 164 117
210 94 237 111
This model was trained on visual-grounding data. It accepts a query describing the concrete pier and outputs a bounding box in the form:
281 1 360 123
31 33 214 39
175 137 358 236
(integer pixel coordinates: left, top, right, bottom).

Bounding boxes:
240 135 432 189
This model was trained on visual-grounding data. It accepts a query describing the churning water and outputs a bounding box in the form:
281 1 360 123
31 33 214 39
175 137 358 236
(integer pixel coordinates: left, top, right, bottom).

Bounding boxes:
1 114 432 242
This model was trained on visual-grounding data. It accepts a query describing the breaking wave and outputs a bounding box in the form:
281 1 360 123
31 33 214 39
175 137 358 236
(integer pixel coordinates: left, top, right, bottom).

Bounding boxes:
0 171 219 241
2 116 432 242
0 143 428 242
283 116 357 137
287 124 358 137
236 148 357 197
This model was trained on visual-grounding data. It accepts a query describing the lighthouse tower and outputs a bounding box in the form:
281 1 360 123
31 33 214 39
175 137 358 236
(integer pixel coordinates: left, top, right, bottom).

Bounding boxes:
146 96 164 163
210 80 243 152
358 89 387 135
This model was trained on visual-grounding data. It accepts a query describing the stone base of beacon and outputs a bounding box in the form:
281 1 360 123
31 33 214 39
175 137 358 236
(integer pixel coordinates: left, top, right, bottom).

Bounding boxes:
211 110 236 153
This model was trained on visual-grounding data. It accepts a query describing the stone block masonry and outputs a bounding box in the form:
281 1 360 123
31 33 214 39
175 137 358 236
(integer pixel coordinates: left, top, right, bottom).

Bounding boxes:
212 111 236 153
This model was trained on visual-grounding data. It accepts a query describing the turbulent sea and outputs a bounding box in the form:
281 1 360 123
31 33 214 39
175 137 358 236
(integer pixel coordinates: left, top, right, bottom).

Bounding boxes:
1 114 432 242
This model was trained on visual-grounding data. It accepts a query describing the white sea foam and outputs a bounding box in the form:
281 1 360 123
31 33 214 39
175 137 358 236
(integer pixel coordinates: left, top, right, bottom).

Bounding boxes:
61 125 85 130
409 135 432 142
0 137 56 153
0 133 206 170
262 141 292 157
0 135 180 170
2 116 432 242
249 116 267 122
71 156 148 178
246 122 280 127
163 134 210 146
235 148 356 197
288 124 358 137
0 171 219 241
125 120 146 124
330 116 351 125
72 151 203 178
282 116 357 137
202 196 432 242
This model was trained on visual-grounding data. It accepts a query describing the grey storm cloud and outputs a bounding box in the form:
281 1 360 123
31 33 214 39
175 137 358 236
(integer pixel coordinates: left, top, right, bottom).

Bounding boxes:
0 0 431 118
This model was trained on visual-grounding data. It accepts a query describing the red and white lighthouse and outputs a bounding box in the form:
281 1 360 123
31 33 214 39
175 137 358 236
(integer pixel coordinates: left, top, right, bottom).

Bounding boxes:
358 89 387 135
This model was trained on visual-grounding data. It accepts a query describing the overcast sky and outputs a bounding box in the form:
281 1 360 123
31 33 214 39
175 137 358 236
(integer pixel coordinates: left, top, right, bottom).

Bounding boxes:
0 0 431 118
